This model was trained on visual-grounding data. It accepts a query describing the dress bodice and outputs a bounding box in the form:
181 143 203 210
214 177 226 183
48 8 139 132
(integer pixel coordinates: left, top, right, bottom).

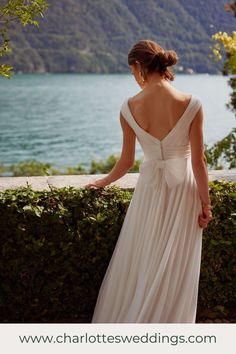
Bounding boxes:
120 94 202 189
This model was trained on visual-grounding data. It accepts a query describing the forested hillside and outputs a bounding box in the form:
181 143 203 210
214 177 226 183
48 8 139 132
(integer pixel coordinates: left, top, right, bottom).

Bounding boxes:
2 0 235 74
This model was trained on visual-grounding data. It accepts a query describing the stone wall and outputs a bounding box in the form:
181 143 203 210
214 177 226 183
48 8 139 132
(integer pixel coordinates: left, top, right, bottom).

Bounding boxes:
0 170 235 191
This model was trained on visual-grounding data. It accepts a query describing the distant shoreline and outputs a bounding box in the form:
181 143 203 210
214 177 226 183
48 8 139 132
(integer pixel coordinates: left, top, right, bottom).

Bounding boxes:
5 71 224 77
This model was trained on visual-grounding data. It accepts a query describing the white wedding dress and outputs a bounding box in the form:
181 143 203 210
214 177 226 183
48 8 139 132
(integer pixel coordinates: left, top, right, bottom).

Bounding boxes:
91 94 203 323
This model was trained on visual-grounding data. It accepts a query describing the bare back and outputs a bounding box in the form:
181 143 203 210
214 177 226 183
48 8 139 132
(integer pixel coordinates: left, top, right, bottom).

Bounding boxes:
127 85 192 142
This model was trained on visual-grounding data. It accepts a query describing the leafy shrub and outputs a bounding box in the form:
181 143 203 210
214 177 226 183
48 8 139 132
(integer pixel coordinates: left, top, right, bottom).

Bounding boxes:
0 179 235 322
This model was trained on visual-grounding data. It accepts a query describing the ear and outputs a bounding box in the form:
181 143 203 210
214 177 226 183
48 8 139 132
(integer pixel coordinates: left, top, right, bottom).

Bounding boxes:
135 60 141 70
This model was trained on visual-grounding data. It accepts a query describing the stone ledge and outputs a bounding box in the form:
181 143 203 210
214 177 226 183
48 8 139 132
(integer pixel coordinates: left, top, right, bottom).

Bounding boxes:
0 170 235 192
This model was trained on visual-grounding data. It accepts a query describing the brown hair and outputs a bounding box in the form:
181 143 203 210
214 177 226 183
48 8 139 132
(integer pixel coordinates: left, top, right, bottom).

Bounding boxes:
128 39 178 81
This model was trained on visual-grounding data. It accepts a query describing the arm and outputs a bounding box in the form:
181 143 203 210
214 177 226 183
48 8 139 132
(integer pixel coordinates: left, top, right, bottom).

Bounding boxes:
85 112 136 188
189 105 211 205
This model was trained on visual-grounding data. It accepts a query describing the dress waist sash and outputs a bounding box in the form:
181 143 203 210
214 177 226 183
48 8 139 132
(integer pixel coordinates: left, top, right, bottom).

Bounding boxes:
139 155 190 189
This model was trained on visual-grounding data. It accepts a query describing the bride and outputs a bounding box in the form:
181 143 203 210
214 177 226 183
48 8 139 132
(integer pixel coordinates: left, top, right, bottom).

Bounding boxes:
85 39 213 323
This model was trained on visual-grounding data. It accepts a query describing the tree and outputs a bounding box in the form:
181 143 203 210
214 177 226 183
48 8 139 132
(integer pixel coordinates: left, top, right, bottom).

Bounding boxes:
211 1 236 114
206 1 236 169
0 0 48 78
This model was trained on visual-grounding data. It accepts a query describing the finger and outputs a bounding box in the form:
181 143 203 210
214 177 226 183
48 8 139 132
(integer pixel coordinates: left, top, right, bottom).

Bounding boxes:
202 215 212 221
84 182 97 187
199 219 207 228
199 215 206 222
199 215 209 222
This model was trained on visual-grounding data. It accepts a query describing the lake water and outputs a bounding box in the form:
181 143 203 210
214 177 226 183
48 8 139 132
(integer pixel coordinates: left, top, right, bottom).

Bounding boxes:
0 73 235 171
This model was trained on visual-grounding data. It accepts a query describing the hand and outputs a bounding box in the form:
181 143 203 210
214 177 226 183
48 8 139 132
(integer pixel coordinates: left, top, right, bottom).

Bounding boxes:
198 205 213 229
84 178 110 189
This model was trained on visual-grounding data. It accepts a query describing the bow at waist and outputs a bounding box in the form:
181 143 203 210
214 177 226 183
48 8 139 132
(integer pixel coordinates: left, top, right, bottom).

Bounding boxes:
139 156 190 189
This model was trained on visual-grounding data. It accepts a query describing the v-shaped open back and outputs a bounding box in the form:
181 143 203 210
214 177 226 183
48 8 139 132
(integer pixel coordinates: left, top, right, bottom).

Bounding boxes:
126 94 194 143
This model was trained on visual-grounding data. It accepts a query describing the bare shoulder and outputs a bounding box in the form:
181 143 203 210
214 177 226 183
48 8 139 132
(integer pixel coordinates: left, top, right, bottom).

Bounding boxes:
128 91 143 104
129 88 196 107
173 89 193 102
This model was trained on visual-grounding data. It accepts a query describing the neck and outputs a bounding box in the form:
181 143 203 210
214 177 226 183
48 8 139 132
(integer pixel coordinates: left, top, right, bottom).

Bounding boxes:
143 73 168 90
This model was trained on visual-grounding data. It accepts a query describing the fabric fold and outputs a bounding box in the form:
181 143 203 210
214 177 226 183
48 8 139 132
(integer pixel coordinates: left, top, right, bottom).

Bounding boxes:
139 157 189 189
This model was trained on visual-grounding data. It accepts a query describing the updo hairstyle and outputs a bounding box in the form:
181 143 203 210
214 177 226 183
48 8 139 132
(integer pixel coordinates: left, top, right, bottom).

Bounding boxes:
128 39 178 81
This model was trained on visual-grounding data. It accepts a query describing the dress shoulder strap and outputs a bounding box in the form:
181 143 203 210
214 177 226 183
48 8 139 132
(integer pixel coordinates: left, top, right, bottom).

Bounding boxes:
184 95 202 126
120 98 137 129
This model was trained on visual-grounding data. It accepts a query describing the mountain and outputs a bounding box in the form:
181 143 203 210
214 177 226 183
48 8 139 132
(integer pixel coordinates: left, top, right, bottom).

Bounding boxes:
2 0 235 74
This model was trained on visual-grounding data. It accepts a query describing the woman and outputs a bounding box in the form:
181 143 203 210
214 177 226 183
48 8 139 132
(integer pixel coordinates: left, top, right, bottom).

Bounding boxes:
86 39 213 323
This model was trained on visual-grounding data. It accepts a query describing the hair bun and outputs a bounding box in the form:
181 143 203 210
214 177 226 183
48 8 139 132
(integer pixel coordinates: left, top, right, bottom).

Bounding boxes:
160 50 178 67
147 50 178 72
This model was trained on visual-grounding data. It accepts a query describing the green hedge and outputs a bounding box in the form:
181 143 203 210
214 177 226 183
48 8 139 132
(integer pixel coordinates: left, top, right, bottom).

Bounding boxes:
0 179 235 323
